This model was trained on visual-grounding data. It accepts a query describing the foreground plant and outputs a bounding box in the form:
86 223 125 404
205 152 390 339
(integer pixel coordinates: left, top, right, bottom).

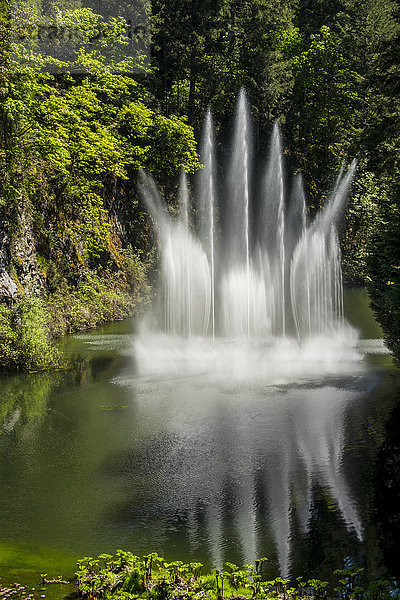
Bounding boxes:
75 552 396 600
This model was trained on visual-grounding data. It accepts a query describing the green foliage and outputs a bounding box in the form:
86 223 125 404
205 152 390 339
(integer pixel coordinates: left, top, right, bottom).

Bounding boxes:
146 114 199 178
0 304 19 367
0 0 199 374
47 264 149 337
341 166 386 285
0 0 199 312
152 0 296 129
285 25 360 199
333 566 364 600
367 194 400 357
0 296 59 370
14 296 60 369
0 67 199 264
75 551 398 600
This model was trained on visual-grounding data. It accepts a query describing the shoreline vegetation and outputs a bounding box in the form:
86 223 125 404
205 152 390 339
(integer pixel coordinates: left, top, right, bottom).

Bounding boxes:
2 551 397 600
73 551 400 600
0 259 150 371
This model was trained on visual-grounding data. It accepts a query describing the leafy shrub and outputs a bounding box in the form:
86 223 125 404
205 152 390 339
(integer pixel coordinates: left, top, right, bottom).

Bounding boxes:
47 266 149 337
0 297 59 371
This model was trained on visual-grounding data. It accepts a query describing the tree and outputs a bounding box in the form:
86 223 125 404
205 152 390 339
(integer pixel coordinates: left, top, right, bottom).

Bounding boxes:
151 0 296 135
284 25 360 205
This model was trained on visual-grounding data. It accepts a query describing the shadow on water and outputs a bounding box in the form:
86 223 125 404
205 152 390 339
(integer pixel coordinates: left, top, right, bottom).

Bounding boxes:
375 392 400 580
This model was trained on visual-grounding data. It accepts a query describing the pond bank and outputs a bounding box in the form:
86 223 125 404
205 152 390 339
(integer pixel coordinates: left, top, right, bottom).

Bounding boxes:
0 268 149 372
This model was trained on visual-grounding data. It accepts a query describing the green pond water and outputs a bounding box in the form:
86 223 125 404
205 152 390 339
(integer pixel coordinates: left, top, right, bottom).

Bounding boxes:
0 289 400 591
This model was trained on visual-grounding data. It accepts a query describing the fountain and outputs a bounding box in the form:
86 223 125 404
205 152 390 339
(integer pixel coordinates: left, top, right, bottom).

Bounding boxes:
136 90 359 380
130 93 366 573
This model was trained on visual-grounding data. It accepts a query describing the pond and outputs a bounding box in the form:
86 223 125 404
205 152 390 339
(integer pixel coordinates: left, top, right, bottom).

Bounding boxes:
0 289 399 588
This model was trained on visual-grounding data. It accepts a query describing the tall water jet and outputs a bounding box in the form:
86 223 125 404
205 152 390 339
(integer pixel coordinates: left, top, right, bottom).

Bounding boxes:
179 172 192 335
261 122 286 335
227 89 251 269
179 170 190 230
198 109 217 340
287 174 307 256
223 89 252 338
288 174 308 338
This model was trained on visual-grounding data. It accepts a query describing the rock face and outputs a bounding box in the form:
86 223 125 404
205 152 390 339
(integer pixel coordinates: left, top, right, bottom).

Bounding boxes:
0 201 43 306
11 203 43 294
0 269 18 304
0 187 144 311
0 229 17 305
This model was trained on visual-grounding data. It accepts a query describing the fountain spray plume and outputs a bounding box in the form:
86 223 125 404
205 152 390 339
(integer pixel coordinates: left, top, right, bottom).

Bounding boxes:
317 159 357 233
289 161 356 338
140 168 211 337
135 112 362 576
287 174 307 337
179 170 190 230
220 90 272 339
138 90 357 349
287 174 307 252
198 109 217 340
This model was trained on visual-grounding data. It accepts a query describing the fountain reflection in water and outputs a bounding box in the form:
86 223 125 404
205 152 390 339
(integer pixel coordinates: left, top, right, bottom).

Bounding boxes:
136 89 359 380
113 372 366 578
